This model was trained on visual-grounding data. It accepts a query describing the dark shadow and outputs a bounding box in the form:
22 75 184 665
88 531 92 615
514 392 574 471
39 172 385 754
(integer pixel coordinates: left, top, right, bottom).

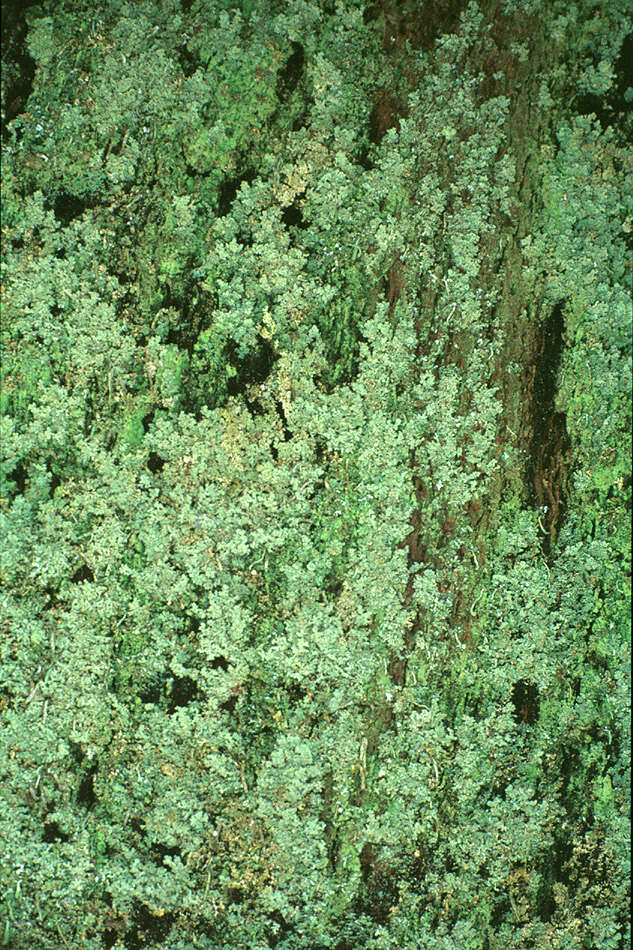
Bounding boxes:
227 885 245 905
356 144 375 171
69 740 85 765
130 816 145 836
77 763 98 808
178 44 199 77
1 0 37 138
71 564 95 584
138 675 164 706
265 909 295 948
489 897 511 933
274 399 292 442
363 2 380 23
220 694 238 714
163 284 210 356
537 834 575 922
575 34 633 133
281 193 307 229
48 471 61 498
291 111 310 132
43 820 70 843
286 683 307 706
53 192 91 228
575 92 613 128
125 903 176 950
226 340 276 398
102 927 119 949
276 42 304 100
150 842 182 868
138 671 202 712
147 451 165 474
6 461 27 495
43 583 62 611
217 168 256 217
511 679 540 725
614 34 633 103
166 675 199 713
142 411 154 434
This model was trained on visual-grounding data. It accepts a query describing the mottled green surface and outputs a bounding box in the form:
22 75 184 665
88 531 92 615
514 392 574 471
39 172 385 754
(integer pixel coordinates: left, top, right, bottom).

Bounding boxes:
1 1 630 947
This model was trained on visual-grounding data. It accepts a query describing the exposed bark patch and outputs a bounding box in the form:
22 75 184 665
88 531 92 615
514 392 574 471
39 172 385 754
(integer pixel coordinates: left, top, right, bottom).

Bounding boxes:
526 303 572 555
387 654 407 687
321 770 339 871
357 842 399 924
366 0 466 52
533 410 571 554
369 87 408 145
386 254 405 318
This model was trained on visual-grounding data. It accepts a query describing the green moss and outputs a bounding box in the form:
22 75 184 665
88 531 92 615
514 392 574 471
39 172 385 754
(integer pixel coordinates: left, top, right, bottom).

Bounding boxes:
1 1 629 947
